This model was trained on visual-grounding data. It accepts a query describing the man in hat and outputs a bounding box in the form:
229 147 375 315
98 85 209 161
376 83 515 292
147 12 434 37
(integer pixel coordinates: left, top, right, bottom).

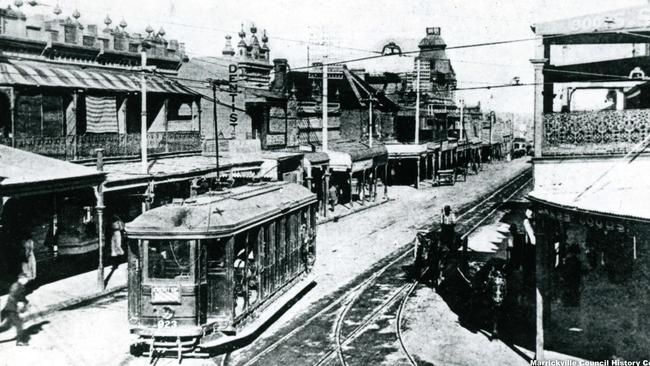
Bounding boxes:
0 274 30 346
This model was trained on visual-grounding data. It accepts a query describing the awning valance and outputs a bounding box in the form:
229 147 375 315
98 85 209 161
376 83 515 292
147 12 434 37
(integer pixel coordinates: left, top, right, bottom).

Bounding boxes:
386 143 427 158
0 144 105 196
326 142 388 172
0 60 196 96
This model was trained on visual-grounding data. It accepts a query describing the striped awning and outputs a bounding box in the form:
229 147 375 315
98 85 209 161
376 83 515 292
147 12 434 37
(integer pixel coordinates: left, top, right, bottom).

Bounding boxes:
0 61 196 95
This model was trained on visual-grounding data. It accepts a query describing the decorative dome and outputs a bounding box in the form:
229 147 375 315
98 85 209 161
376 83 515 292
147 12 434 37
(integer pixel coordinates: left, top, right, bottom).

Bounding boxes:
418 27 446 50
119 19 128 30
250 23 257 34
145 25 154 35
53 4 62 16
104 15 112 26
158 27 165 37
261 29 268 43
13 0 23 8
72 9 80 19
238 24 246 39
27 0 37 6
222 35 235 56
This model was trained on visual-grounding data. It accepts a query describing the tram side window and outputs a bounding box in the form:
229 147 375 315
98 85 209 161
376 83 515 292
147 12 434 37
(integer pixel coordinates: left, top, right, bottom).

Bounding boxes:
234 232 249 317
146 240 194 280
205 239 226 274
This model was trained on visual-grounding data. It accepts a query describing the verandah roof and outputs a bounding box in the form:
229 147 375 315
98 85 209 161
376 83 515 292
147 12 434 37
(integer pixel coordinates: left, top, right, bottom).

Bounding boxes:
0 144 105 196
0 60 196 95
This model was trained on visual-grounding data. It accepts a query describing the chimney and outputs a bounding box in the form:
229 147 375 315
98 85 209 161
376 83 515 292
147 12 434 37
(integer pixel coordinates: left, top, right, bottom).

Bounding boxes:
271 58 288 94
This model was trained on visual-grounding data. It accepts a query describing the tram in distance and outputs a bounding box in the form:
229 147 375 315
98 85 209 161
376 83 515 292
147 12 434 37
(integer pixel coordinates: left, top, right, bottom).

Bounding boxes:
124 181 319 359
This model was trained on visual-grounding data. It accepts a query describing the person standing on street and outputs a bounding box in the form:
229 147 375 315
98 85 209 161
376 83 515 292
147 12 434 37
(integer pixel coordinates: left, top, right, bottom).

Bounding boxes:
523 209 536 285
440 205 457 250
328 184 339 212
21 238 36 284
110 215 125 270
0 274 30 346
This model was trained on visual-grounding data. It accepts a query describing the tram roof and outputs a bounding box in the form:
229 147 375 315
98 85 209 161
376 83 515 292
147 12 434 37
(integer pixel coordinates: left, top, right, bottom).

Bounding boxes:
125 181 317 238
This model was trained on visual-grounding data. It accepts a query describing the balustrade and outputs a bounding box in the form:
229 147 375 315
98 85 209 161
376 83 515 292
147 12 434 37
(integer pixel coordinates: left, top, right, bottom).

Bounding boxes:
0 131 202 161
543 109 650 156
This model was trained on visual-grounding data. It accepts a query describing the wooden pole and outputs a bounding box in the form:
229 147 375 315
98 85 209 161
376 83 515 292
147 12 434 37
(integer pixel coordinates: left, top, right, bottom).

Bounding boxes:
415 59 421 144
322 62 328 152
95 148 105 291
140 51 148 175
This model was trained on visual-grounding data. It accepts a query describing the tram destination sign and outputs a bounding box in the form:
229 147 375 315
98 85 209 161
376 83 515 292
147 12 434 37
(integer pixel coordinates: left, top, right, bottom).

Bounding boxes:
151 286 182 304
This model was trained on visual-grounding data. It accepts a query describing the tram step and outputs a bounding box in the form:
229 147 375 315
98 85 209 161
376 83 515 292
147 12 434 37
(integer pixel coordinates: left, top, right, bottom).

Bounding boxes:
152 339 197 347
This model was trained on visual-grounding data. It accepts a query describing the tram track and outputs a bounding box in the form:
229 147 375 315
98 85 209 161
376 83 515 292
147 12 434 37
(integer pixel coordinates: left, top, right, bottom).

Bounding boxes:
223 168 532 366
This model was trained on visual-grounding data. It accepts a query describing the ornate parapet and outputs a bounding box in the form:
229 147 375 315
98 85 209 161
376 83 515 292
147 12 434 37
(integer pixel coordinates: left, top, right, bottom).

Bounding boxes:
543 109 650 156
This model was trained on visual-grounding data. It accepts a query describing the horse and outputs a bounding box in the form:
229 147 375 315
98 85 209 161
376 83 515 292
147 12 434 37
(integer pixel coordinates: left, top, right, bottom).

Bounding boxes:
465 260 508 341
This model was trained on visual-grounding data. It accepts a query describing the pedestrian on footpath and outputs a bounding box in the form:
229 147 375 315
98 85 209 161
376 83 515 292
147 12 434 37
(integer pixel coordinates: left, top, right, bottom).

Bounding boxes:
328 184 339 212
21 238 36 284
110 215 125 270
0 274 30 346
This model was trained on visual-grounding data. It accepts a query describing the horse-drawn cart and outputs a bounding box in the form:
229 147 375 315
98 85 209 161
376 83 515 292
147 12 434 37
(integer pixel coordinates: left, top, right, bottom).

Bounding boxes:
435 169 456 186
415 229 509 340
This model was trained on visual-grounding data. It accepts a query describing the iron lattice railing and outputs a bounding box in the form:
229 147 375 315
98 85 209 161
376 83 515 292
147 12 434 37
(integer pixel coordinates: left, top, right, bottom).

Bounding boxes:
543 109 650 156
0 131 202 161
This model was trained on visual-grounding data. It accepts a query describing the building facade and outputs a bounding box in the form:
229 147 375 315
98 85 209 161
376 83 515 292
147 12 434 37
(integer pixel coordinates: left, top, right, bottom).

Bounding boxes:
529 6 650 360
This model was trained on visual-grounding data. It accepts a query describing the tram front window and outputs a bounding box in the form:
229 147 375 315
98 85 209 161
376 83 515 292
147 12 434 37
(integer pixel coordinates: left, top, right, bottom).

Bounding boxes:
146 240 194 281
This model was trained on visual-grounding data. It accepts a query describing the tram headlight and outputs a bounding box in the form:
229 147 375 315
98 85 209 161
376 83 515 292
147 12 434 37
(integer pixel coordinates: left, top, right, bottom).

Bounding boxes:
161 306 175 321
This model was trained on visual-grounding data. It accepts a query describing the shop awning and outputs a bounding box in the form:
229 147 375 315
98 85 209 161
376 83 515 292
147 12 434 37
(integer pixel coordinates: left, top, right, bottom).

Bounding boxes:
303 152 330 166
0 144 105 196
528 156 650 222
0 60 197 95
327 141 388 172
385 143 428 158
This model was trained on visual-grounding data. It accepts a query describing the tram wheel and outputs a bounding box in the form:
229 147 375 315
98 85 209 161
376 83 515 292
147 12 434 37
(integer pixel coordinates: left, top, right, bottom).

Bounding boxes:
130 343 145 357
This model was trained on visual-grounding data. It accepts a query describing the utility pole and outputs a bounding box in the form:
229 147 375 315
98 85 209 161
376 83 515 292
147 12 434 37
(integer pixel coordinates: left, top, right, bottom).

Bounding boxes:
140 51 148 175
368 95 373 147
212 81 220 179
460 99 465 141
322 60 328 151
415 58 421 144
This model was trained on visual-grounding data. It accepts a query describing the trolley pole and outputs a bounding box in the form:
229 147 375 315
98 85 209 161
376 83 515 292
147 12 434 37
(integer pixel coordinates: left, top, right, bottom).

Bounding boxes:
415 58 421 145
322 61 328 152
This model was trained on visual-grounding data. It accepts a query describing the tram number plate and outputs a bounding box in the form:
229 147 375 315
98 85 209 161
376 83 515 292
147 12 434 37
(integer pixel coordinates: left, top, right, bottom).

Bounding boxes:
157 320 178 329
151 286 181 304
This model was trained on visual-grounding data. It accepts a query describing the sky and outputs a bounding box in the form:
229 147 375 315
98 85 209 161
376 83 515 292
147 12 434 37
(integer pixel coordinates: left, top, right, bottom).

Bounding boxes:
15 0 649 114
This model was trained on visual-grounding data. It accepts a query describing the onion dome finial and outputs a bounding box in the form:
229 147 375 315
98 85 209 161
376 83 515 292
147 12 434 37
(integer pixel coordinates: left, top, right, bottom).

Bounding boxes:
53 4 62 16
119 18 127 30
238 23 246 39
157 27 165 37
72 9 80 20
104 15 112 26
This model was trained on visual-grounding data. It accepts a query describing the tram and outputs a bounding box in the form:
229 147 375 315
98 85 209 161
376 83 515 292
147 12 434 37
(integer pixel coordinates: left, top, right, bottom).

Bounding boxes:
124 181 318 359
